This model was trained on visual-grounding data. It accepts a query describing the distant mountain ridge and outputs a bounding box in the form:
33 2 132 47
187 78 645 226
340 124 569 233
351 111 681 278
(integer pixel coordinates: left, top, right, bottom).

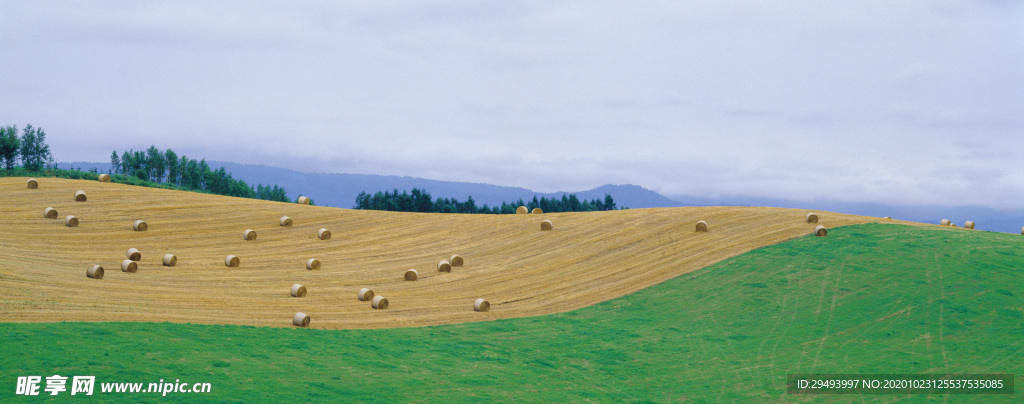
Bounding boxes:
207 161 682 210
57 161 1024 234
55 161 682 210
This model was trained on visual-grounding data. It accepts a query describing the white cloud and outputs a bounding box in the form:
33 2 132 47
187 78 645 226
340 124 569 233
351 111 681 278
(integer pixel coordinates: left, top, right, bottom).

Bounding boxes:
0 1 1021 207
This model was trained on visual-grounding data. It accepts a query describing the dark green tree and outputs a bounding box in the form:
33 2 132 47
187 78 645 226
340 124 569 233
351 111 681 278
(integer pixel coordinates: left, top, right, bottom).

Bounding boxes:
19 124 53 171
146 145 166 182
109 150 121 174
602 194 616 211
165 149 179 185
0 125 20 169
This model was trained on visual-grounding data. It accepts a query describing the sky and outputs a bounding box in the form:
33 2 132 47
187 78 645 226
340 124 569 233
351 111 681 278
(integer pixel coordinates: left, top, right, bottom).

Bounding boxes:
2 1 1022 208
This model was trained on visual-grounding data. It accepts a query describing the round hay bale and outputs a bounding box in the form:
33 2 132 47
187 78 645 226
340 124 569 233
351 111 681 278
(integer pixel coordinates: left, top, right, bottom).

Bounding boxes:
293 312 310 327
65 215 79 227
371 295 389 309
884 216 892 219
450 254 464 267
243 229 257 241
695 220 708 232
404 269 418 281
541 220 553 231
1021 226 1024 235
516 206 528 214
133 220 147 231
306 258 321 270
806 212 818 223
120 259 137 273
280 216 292 227
26 178 38 189
98 173 110 182
437 260 452 272
225 255 240 267
532 208 543 214
87 265 104 279
951 223 958 228
318 228 331 240
126 248 141 261
474 298 490 312
43 207 58 219
940 219 951 226
358 288 374 301
162 254 177 267
297 196 310 205
964 221 975 229
291 284 307 297
75 190 87 202
814 225 828 237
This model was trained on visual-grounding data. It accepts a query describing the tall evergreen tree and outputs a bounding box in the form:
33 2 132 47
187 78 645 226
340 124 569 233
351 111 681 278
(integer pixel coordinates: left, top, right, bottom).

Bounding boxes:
109 151 121 174
0 125 19 170
602 194 616 211
165 149 179 185
146 145 166 182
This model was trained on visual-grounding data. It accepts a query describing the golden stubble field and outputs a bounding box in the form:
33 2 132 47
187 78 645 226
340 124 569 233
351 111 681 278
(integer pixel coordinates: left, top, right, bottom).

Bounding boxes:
0 177 896 329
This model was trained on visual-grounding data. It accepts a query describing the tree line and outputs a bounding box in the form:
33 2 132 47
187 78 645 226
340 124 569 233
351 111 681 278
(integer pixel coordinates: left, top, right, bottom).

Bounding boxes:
354 188 620 214
110 146 290 202
0 124 54 171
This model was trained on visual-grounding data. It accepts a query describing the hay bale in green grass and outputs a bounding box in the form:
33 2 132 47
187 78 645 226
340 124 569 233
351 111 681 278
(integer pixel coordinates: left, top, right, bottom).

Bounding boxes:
814 225 828 237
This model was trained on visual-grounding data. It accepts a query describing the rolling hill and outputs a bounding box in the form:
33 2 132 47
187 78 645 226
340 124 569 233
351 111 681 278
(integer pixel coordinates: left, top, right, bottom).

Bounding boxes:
59 161 1024 234
2 220 1019 401
1 177 888 329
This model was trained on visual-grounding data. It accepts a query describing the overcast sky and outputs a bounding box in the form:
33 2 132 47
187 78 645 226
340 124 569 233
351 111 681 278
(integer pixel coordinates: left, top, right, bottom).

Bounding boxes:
2 1 1021 207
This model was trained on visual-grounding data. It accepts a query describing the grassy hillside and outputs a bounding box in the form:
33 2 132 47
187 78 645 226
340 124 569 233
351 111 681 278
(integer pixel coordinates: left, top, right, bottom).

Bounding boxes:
0 177 880 329
2 223 1020 402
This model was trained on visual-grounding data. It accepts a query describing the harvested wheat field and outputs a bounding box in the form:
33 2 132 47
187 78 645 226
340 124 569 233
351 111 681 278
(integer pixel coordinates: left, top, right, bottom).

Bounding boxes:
0 177 924 330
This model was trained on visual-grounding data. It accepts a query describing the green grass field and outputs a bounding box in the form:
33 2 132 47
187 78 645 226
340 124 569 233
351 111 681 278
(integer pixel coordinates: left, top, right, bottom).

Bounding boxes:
2 223 1021 402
